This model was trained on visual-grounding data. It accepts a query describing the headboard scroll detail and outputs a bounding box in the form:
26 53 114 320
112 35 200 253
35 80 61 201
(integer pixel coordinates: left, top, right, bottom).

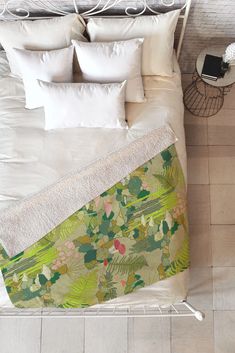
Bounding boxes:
0 0 190 18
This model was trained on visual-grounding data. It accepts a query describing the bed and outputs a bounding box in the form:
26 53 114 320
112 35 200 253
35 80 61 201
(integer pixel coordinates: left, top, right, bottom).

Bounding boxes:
0 0 204 321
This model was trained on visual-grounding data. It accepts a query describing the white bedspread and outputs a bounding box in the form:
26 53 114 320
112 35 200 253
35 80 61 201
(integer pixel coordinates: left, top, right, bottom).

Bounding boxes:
0 52 186 211
0 51 187 307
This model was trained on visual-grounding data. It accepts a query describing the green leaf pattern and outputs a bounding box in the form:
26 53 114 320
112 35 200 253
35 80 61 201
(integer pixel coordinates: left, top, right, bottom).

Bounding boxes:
0 145 189 308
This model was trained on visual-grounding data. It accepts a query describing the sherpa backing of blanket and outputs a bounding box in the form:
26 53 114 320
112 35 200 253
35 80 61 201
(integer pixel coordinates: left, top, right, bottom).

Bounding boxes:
0 124 177 258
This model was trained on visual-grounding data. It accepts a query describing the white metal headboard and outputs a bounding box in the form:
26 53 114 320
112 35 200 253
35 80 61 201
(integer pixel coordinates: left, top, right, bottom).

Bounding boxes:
0 0 191 58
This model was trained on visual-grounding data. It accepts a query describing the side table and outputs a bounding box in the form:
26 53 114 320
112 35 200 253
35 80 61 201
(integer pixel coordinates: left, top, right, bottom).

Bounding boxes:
183 46 235 117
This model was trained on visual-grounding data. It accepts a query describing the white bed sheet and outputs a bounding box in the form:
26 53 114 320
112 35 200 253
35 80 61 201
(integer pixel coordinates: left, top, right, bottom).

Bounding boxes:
0 51 188 308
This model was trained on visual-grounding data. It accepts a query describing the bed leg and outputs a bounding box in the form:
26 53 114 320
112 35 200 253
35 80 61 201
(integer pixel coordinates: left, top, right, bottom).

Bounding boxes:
182 300 205 321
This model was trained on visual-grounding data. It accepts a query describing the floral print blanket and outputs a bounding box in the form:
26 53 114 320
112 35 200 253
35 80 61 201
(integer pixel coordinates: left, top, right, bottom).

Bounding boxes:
0 144 189 308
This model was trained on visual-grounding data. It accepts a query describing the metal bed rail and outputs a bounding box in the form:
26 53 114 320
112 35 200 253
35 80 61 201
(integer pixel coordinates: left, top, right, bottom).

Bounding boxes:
0 301 205 321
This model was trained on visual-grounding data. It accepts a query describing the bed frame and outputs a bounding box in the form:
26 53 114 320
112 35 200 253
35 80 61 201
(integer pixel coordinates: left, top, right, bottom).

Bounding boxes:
0 0 204 321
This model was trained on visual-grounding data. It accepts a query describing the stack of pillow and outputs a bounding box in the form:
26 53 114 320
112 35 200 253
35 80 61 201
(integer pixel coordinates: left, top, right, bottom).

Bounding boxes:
0 10 180 130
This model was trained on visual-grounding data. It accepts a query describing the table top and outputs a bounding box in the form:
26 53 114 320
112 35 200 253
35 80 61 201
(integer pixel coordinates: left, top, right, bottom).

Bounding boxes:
196 45 235 87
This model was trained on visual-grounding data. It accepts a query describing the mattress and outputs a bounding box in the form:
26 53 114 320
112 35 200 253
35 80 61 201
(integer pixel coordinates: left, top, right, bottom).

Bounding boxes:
0 51 188 308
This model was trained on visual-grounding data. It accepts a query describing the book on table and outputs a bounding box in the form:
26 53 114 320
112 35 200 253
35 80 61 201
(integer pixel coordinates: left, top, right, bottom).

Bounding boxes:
201 54 222 81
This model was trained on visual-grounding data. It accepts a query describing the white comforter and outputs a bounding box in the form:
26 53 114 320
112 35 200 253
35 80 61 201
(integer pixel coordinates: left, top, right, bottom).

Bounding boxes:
0 51 188 307
0 52 186 211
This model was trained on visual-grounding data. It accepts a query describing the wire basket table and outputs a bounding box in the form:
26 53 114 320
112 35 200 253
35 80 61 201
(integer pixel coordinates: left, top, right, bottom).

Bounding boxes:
184 46 235 117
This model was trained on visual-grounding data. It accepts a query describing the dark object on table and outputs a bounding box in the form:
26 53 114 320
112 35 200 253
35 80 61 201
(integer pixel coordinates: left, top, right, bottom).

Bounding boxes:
201 54 222 81
220 61 229 77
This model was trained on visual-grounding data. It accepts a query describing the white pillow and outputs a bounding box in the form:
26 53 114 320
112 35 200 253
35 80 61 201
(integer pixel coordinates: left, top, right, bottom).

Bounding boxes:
87 10 180 77
13 46 74 109
0 14 86 77
38 80 127 130
72 38 145 103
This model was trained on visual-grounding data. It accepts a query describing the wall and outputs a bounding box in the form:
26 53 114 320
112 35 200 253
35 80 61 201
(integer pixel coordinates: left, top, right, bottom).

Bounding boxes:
180 0 235 72
0 0 235 72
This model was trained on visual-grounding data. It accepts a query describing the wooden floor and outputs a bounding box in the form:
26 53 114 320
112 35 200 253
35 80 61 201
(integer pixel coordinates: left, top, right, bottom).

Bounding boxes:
0 75 235 353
